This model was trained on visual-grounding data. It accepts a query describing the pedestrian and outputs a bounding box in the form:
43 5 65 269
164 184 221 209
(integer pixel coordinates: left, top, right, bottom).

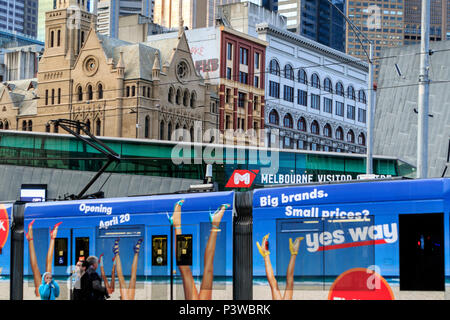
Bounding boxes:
72 260 88 300
39 272 60 300
80 255 109 300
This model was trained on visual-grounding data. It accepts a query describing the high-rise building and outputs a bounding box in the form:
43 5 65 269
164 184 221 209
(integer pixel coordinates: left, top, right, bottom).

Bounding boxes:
153 0 242 30
346 0 450 78
1 0 38 38
404 0 449 44
37 0 54 41
96 0 153 37
265 0 345 52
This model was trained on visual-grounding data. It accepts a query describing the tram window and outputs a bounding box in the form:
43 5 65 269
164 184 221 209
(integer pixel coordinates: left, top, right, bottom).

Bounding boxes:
54 238 68 266
76 237 89 262
152 235 167 266
176 234 192 266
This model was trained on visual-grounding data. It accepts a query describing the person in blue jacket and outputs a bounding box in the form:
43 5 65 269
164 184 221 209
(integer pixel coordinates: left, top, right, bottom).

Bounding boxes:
39 272 60 300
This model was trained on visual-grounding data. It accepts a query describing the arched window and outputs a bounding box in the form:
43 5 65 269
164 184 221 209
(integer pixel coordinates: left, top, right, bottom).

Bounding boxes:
311 120 320 135
311 73 320 88
53 122 59 133
86 119 91 132
57 88 61 104
28 120 32 131
176 89 181 105
283 113 293 128
57 30 61 46
81 31 85 47
358 90 366 103
347 86 356 100
358 132 366 146
0 121 3 130
76 120 81 134
22 120 27 131
168 87 174 103
87 85 93 100
190 91 196 108
269 110 279 125
77 86 83 101
336 127 344 140
323 123 332 137
168 122 172 140
190 127 194 142
50 30 54 47
51 89 55 104
298 69 307 84
298 117 306 131
4 120 8 130
160 121 165 140
97 83 103 99
45 123 51 132
96 118 101 136
144 116 150 138
269 59 280 76
336 82 344 96
324 78 333 93
284 64 294 80
183 90 189 107
347 129 355 143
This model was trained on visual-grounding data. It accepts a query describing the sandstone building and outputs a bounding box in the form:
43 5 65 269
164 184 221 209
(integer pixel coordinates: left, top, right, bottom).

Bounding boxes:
13 0 216 141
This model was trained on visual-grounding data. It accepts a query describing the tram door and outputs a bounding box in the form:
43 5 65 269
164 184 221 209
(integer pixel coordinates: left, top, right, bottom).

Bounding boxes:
399 213 445 291
170 222 227 300
149 224 196 300
71 228 93 265
150 225 171 300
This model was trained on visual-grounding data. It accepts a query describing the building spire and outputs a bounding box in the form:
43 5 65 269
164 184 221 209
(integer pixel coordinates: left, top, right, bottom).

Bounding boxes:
152 50 160 79
178 0 184 37
117 49 125 74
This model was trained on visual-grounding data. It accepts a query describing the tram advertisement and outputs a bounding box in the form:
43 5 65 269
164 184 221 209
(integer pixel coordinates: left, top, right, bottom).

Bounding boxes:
22 192 234 300
328 268 395 300
252 184 401 300
0 204 12 300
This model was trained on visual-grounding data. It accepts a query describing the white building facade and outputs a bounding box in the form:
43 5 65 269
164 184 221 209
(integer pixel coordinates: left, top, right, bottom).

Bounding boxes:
257 23 369 153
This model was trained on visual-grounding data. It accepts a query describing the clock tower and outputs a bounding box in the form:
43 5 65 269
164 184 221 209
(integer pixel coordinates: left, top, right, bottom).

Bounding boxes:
37 0 94 132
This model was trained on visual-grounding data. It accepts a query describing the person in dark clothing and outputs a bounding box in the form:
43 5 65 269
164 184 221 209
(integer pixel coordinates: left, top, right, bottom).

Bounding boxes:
80 256 110 300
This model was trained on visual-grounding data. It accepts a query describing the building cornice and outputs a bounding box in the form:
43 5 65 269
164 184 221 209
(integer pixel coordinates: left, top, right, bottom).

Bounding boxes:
220 26 268 47
256 23 368 73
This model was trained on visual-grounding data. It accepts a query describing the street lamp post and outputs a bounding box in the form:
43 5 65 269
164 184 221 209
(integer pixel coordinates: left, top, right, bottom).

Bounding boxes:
417 0 430 179
326 0 374 174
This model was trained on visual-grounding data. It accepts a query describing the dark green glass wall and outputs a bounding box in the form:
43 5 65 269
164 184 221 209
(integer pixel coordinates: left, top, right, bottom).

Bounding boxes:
0 132 415 190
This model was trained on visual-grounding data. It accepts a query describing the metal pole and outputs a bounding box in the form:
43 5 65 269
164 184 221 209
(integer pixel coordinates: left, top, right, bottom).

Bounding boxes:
10 202 24 300
170 224 173 300
417 0 430 178
366 43 374 174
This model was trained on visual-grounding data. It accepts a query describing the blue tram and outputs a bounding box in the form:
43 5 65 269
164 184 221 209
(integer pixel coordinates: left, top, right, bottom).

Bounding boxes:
1 178 450 300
